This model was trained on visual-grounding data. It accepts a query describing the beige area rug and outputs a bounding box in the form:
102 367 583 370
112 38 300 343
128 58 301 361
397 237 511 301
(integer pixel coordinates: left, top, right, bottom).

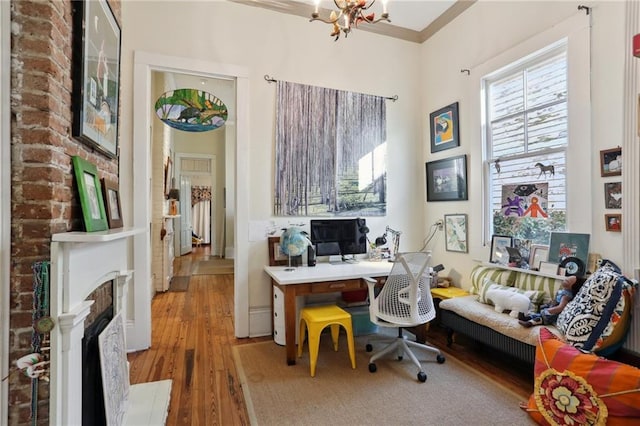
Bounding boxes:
233 337 534 426
192 258 234 275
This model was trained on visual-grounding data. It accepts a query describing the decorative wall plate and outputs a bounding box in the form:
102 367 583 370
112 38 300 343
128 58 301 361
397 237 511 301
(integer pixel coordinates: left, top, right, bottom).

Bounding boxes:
154 88 227 132
559 256 586 277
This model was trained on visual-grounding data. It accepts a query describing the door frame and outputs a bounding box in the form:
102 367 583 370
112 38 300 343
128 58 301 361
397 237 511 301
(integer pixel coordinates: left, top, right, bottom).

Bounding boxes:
0 0 10 421
133 52 250 344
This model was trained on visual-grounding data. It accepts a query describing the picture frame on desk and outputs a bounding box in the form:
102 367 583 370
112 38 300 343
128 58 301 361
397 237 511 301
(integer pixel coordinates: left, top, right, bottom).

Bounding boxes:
268 236 288 266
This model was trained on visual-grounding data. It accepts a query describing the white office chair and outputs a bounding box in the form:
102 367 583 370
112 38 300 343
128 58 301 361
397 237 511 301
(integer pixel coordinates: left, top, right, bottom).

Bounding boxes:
364 251 445 382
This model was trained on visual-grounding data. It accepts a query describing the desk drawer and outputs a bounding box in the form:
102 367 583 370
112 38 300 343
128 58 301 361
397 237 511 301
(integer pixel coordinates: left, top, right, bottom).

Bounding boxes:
311 279 363 293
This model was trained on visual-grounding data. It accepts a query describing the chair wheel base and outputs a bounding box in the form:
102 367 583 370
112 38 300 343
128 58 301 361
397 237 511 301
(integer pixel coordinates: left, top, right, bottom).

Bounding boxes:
368 363 377 373
437 354 446 364
417 371 427 382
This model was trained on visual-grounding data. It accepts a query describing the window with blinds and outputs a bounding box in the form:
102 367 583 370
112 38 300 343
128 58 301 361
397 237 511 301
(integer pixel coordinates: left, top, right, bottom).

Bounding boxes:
483 41 568 245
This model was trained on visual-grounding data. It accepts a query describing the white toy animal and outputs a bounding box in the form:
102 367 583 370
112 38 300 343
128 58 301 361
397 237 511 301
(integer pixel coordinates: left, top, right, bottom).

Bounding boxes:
486 288 531 318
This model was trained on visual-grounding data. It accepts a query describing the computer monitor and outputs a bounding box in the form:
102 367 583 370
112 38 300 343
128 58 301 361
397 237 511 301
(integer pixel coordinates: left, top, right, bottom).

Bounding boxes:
309 218 368 260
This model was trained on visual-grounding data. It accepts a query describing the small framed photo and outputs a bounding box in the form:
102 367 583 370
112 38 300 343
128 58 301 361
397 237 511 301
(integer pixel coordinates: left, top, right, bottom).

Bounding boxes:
429 102 460 153
425 154 468 202
490 235 513 265
268 236 288 266
605 214 621 232
101 178 123 229
529 244 549 271
71 0 121 158
444 214 468 253
72 156 108 232
600 147 622 177
604 182 622 209
539 261 559 276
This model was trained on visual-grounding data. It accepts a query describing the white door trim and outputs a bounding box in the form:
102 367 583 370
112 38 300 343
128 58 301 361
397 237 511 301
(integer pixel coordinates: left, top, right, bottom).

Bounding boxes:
133 51 249 340
1 0 11 422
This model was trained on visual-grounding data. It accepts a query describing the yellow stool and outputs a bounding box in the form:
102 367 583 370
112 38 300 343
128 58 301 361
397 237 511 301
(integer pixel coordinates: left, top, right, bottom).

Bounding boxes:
298 305 356 377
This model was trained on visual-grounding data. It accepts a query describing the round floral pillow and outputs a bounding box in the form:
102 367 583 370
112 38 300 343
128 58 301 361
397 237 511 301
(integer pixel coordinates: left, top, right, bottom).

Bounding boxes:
523 328 640 425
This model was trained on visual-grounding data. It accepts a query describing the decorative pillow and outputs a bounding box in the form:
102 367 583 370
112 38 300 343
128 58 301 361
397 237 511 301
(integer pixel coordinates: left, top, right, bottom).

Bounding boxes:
478 278 546 312
524 328 640 425
469 264 516 294
514 272 564 305
557 260 635 352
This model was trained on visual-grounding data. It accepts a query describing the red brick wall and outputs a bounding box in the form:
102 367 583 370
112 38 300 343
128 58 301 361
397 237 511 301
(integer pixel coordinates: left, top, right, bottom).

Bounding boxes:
9 1 120 424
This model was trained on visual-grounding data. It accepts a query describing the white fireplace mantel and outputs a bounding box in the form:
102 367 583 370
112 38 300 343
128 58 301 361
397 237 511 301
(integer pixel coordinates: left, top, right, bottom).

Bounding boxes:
49 227 145 426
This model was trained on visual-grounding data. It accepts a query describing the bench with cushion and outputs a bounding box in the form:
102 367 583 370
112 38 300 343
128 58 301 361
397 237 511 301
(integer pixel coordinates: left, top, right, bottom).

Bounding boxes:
439 260 636 365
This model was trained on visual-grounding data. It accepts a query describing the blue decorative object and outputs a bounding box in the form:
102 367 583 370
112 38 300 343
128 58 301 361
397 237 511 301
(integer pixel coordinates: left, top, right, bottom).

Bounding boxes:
280 227 311 270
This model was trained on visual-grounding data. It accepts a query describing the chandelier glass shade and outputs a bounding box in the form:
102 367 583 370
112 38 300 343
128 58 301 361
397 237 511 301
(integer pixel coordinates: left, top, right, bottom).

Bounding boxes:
311 0 390 41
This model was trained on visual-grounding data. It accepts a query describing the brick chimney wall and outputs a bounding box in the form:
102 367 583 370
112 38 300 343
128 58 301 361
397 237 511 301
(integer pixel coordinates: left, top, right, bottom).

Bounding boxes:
8 1 121 424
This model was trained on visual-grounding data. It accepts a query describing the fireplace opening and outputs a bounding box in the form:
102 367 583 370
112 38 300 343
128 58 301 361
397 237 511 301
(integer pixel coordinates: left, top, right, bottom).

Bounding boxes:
82 305 114 426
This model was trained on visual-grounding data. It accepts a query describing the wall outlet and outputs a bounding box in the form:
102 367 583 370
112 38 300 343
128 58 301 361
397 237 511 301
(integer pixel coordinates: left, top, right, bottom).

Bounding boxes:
436 219 444 230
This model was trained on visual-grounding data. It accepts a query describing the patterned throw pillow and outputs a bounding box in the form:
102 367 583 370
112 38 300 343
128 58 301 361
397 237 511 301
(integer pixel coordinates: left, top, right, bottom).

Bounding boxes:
469 264 516 294
556 260 635 352
477 277 546 312
514 272 564 305
524 328 640 425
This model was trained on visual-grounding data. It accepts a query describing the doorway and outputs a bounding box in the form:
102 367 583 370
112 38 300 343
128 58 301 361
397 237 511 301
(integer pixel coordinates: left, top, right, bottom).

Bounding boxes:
132 52 250 349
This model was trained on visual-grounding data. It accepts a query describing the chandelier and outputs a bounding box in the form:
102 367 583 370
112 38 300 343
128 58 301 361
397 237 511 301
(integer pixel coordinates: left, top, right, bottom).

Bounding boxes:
310 0 390 41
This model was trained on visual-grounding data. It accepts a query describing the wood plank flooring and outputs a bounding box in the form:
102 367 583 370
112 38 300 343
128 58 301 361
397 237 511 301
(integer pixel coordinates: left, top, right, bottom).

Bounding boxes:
128 247 533 426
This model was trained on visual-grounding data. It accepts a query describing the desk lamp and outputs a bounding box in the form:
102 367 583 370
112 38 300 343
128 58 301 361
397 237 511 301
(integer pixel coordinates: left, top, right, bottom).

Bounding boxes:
373 226 402 261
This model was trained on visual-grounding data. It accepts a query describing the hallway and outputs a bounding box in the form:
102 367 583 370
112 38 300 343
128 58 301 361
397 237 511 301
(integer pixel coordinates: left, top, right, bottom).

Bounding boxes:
127 247 264 425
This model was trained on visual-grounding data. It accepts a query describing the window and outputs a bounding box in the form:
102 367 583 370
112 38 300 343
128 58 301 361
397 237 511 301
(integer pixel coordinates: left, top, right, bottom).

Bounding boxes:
483 41 568 245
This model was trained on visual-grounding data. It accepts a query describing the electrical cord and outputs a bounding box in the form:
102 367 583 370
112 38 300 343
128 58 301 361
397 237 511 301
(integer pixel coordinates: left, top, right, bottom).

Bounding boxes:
419 221 441 252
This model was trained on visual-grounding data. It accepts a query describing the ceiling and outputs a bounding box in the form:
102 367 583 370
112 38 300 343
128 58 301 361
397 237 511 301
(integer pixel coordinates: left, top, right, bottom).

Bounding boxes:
230 0 476 43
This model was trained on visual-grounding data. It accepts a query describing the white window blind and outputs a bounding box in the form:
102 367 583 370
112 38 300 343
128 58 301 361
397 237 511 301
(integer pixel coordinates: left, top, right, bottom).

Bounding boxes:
484 42 568 245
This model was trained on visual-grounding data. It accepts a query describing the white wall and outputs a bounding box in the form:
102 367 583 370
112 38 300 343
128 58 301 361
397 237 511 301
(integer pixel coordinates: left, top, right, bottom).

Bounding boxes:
420 1 627 288
120 1 423 335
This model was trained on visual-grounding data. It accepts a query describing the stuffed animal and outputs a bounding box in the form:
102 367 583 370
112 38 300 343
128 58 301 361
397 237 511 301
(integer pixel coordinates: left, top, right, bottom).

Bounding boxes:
486 288 531 318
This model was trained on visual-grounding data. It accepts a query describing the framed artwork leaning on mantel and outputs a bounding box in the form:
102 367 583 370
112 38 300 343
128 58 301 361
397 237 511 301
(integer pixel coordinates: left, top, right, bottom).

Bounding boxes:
72 156 108 232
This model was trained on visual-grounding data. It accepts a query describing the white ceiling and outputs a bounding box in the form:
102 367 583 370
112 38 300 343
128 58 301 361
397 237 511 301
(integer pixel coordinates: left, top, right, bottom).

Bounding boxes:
230 0 476 43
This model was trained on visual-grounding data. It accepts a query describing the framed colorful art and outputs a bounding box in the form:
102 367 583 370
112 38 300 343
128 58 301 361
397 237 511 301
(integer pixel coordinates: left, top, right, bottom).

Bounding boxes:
429 102 460 153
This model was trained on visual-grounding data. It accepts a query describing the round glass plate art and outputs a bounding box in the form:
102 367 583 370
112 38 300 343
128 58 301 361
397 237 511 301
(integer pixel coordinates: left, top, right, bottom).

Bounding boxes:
155 88 228 132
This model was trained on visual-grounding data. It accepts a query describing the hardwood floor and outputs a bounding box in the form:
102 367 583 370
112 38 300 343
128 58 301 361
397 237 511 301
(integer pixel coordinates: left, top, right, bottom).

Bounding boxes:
128 247 533 425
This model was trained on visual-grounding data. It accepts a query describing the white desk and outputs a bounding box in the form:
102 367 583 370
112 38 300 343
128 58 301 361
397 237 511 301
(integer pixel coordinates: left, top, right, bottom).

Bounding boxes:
264 261 393 365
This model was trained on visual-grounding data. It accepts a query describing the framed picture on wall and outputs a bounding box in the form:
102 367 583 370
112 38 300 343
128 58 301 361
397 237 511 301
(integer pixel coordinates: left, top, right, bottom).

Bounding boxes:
599 147 622 177
604 182 622 209
605 214 621 232
72 156 108 232
444 213 468 253
425 155 468 201
72 0 121 158
429 102 460 153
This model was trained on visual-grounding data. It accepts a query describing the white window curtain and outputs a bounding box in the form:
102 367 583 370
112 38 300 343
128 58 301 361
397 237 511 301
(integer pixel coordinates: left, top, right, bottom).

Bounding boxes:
191 185 211 244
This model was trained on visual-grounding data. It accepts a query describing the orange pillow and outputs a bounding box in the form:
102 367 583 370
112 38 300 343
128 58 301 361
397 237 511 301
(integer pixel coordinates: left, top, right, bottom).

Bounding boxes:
524 328 640 425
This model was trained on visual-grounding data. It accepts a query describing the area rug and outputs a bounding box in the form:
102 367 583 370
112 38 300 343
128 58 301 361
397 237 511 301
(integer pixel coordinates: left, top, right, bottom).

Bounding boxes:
192 258 234 275
168 276 190 292
233 337 533 426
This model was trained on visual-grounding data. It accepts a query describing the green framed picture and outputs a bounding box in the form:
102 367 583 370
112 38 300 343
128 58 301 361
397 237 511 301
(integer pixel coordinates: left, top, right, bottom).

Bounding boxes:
72 156 108 232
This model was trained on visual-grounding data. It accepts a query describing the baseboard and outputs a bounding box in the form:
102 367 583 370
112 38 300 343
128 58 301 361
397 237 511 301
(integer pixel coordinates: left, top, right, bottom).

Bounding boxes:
249 306 272 338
